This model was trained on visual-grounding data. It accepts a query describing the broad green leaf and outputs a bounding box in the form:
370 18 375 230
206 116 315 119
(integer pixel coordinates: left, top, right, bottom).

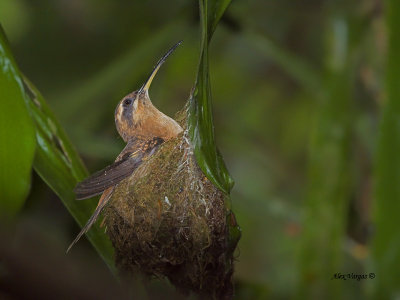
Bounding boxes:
372 0 400 297
0 25 116 274
25 78 116 274
0 25 36 217
188 0 233 194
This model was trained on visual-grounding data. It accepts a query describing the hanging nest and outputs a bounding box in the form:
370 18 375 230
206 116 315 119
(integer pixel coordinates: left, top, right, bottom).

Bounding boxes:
104 111 241 299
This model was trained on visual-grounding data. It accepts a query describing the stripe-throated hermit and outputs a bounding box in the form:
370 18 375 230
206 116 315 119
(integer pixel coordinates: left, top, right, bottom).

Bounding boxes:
67 41 183 252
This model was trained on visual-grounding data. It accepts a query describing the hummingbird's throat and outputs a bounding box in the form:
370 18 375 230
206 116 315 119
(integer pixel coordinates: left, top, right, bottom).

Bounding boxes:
115 98 182 142
131 104 183 141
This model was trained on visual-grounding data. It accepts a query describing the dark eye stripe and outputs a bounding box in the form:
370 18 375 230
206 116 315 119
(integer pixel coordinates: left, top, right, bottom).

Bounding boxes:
122 98 133 123
123 98 133 106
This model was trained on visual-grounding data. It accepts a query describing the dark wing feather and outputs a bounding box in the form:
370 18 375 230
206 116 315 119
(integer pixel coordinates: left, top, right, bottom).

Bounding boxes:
74 137 164 200
74 152 143 200
67 137 165 252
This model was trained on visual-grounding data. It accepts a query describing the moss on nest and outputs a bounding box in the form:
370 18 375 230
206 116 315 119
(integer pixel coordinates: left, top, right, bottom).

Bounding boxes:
104 112 240 299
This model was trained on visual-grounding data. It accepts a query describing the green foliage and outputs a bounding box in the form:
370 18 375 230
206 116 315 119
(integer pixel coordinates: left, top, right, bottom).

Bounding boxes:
0 26 35 217
0 24 116 274
26 80 116 274
298 11 357 299
188 0 234 194
372 0 400 297
205 0 232 40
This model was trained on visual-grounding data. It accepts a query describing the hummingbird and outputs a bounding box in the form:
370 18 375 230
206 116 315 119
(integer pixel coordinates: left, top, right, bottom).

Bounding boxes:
67 41 183 252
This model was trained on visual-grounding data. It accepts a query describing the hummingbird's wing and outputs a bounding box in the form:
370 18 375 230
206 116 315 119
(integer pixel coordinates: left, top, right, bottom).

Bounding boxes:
74 137 164 200
74 152 144 200
67 137 164 252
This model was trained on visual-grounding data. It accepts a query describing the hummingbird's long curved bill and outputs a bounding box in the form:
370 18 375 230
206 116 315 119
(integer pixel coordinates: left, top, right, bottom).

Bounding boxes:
139 40 182 94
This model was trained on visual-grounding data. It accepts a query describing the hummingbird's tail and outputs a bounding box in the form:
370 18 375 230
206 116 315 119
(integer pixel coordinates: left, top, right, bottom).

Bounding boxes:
66 187 114 253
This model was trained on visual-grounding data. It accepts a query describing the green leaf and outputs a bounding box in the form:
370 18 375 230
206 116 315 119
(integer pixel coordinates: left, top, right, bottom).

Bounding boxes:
207 0 232 39
372 0 400 297
188 0 234 194
25 78 115 274
0 25 116 274
0 25 36 217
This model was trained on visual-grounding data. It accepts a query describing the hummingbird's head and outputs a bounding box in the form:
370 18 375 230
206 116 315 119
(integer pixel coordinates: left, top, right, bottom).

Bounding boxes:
115 41 183 142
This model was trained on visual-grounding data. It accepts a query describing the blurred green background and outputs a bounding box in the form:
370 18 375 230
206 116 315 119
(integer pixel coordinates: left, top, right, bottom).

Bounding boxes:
1 0 398 299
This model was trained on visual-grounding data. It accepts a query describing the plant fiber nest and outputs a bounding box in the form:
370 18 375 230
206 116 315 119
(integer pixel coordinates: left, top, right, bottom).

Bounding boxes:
104 113 240 299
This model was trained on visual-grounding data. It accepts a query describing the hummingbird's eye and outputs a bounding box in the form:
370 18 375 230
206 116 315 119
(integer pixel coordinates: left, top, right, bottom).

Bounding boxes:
123 98 133 106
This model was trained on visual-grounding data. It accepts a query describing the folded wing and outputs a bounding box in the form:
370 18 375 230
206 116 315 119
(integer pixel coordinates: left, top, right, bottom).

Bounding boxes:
74 136 164 200
74 152 143 200
67 137 165 252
